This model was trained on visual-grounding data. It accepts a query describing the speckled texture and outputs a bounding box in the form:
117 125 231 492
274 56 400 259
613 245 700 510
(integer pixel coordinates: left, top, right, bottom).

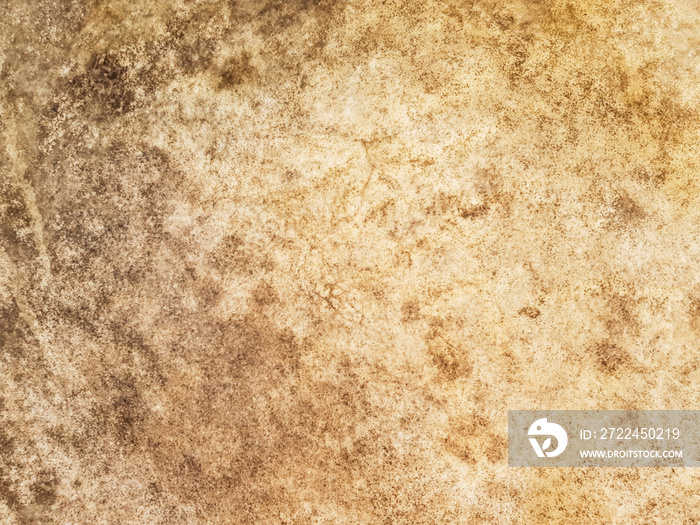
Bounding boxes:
2 0 700 523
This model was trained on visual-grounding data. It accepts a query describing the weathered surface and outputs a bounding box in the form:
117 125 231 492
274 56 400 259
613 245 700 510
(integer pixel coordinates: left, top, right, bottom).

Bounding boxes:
1 0 700 522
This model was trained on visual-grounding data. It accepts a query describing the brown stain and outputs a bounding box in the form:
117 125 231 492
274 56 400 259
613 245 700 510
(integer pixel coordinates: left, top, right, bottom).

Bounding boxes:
401 299 421 322
29 471 59 507
0 299 24 355
79 51 135 116
0 182 39 264
487 0 697 207
518 306 541 319
102 373 146 449
603 293 639 337
688 295 700 334
609 193 647 229
178 37 218 75
208 233 273 274
426 169 510 222
425 320 472 381
143 315 364 522
459 203 490 220
444 415 505 465
592 341 630 374
2 0 700 522
252 279 279 306
217 52 258 89
0 470 22 519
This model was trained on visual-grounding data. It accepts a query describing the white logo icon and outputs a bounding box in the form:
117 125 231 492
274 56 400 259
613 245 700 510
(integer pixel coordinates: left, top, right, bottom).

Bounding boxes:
528 418 568 457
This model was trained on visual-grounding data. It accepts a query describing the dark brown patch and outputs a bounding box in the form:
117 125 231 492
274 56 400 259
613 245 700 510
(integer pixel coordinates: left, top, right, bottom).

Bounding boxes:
426 192 493 220
0 299 22 352
94 374 146 449
178 38 218 75
485 434 507 463
208 234 271 275
252 280 279 306
443 415 501 465
593 341 629 373
604 294 639 337
0 298 36 360
0 182 39 263
401 300 421 322
143 314 363 522
518 306 541 319
424 192 452 216
459 203 490 219
30 471 58 507
634 165 667 187
0 468 21 515
689 296 700 333
83 51 134 115
0 429 15 459
425 321 471 380
611 193 646 225
218 52 258 89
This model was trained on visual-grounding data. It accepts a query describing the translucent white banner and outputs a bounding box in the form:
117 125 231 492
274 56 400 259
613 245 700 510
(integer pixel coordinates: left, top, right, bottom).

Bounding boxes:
508 410 700 467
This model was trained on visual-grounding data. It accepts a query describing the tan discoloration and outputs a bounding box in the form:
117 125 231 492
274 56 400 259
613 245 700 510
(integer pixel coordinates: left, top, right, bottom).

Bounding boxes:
2 0 700 522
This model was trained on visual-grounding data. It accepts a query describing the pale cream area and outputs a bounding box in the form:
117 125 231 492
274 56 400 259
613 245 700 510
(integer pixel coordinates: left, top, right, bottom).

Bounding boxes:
2 0 700 523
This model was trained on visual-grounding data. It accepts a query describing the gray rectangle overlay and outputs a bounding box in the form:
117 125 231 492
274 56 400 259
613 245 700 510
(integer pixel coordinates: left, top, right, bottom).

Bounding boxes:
509 410 700 467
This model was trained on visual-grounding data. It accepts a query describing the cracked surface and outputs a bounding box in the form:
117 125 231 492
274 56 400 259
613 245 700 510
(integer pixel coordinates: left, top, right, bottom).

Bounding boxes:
2 0 700 523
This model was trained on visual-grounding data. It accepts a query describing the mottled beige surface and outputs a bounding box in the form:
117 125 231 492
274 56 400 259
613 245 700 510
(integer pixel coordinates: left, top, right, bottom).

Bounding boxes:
2 0 700 523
